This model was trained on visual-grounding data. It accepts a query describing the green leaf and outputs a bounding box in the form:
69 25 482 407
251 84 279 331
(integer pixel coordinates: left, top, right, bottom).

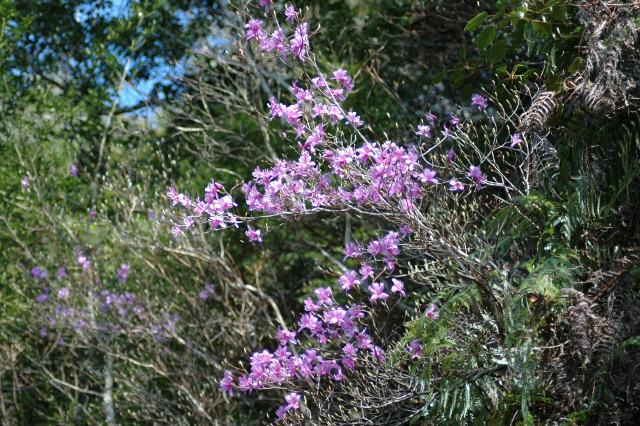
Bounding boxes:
452 73 466 89
460 44 467 59
432 70 447 85
551 5 568 22
548 103 565 127
545 74 563 92
492 8 506 21
460 84 473 103
496 0 509 9
465 12 488 31
523 68 540 79
568 57 582 74
489 39 506 64
477 25 496 51
532 21 552 34
450 68 464 82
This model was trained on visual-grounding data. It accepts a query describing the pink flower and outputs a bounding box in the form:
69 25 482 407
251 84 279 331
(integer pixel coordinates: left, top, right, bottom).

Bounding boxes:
368 282 389 303
359 264 374 280
471 94 488 110
277 329 297 345
275 405 288 422
391 278 405 297
171 225 182 239
399 224 413 238
448 179 464 192
450 113 460 128
245 225 262 243
314 287 333 306
418 168 439 184
220 371 234 396
244 19 264 40
347 111 363 127
339 270 361 291
57 267 67 278
468 165 487 189
285 5 297 24
446 147 456 164
184 216 194 229
116 263 130 282
426 303 439 320
408 339 423 359
285 392 301 410
58 287 69 299
510 133 522 148
343 242 362 261
259 0 273 11
416 125 431 138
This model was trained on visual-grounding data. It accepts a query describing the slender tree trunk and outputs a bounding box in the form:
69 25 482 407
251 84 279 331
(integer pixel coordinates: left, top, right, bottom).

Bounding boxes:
103 354 117 426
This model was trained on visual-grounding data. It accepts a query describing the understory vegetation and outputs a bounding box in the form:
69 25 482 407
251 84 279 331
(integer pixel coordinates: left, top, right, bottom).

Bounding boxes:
1 1 638 425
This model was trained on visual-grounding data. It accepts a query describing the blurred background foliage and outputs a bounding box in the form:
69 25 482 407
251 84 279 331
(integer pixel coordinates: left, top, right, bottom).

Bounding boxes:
1 0 639 425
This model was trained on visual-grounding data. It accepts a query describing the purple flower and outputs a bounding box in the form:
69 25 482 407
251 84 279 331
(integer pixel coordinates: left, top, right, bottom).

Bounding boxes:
339 270 361 291
510 133 522 148
220 371 234 396
391 278 406 297
199 284 215 300
36 291 50 303
471 94 488 110
116 263 130 283
244 19 264 41
450 113 460 128
171 225 182 239
39 328 48 337
303 297 321 312
368 282 389 303
399 224 413 238
370 345 385 363
57 287 69 299
245 225 262 243
426 303 439 320
277 329 297 345
442 125 453 140
285 5 297 24
69 164 78 177
468 165 487 189
416 125 431 138
324 308 347 327
259 0 273 11
359 264 374 280
448 179 464 192
418 168 439 184
285 392 301 410
30 267 48 280
446 147 456 164
314 287 333 306
184 216 194 229
298 313 322 333
275 405 288 422
408 339 423 359
57 267 67 278
343 242 362 261
21 176 29 189
347 111 363 127
426 110 437 123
